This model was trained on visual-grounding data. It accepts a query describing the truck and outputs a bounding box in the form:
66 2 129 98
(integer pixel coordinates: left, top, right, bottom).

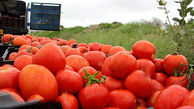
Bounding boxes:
0 0 61 36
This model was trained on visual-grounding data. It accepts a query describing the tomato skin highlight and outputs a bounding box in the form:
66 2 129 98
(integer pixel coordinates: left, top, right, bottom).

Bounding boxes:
109 89 136 109
18 64 58 102
164 54 188 75
154 85 189 109
56 92 79 109
78 84 110 109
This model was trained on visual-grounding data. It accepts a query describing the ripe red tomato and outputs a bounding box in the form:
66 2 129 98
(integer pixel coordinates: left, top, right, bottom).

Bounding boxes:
109 89 136 109
151 79 164 92
125 70 152 98
136 59 155 78
65 48 82 56
101 56 112 76
136 97 146 107
27 94 45 102
108 46 126 56
104 107 120 109
18 64 58 102
154 85 189 109
9 52 17 60
165 76 189 88
177 106 194 109
14 55 32 70
153 59 164 72
132 40 156 60
182 90 194 106
103 76 124 91
84 51 107 70
78 84 109 109
88 42 102 51
56 92 79 109
109 52 136 79
32 43 66 74
101 44 112 54
164 54 188 75
0 66 20 90
153 72 168 85
55 70 83 94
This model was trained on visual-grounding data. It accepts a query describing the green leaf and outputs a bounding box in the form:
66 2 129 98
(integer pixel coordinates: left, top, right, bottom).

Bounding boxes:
185 0 192 5
173 17 181 23
190 10 194 16
181 3 187 9
175 1 181 3
186 7 193 14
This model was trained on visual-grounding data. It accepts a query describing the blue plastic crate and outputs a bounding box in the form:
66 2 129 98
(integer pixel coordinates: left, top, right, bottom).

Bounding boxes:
30 2 61 31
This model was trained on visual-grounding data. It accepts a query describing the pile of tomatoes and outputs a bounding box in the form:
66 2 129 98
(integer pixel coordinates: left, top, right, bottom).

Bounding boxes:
0 34 194 109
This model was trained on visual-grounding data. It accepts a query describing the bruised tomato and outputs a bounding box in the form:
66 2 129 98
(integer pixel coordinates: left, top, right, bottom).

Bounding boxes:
18 64 58 102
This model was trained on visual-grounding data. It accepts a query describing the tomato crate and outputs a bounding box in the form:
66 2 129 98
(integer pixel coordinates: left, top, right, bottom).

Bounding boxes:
0 91 62 109
0 47 18 66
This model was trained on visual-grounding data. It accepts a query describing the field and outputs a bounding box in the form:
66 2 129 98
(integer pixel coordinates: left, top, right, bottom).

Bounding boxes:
31 22 194 64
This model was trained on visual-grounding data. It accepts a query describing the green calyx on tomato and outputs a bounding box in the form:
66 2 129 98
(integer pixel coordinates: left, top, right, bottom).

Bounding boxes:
82 69 106 86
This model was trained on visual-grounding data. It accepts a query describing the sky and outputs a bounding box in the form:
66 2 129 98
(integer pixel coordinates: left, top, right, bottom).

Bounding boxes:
23 0 194 27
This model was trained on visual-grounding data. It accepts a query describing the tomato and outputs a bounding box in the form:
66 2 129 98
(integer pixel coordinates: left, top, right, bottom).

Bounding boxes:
65 65 74 71
132 40 156 60
136 59 155 78
77 46 88 54
13 37 28 46
0 89 25 102
8 52 17 60
182 90 194 106
57 39 68 46
14 55 32 70
55 70 83 94
84 51 106 70
151 79 164 92
109 52 136 79
15 49 33 58
18 64 58 102
165 76 189 88
0 66 20 90
77 43 88 48
101 44 112 54
66 55 89 72
164 54 188 75
136 98 146 107
31 41 40 47
32 43 66 74
27 94 45 103
154 85 189 109
60 45 71 54
147 91 160 107
78 84 109 109
65 48 82 56
88 42 102 51
177 106 194 109
103 76 124 91
136 105 147 109
153 59 164 72
78 66 101 85
153 72 168 85
104 107 120 109
125 70 152 98
108 46 126 56
68 39 77 45
56 92 79 109
1 34 13 43
109 89 136 109
101 56 112 76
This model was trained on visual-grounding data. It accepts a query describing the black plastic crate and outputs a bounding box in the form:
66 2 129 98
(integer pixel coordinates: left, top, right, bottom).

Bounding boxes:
0 47 18 66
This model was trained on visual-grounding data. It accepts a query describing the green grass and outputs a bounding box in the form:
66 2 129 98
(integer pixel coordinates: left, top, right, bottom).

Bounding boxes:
30 22 194 64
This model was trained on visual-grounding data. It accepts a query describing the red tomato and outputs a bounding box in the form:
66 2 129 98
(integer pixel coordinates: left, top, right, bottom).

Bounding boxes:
27 94 45 102
153 72 168 85
182 90 194 106
56 92 79 109
136 59 155 78
101 44 112 54
32 43 66 74
60 45 71 54
165 76 189 88
0 66 20 90
154 85 189 109
103 76 124 91
77 46 88 54
78 66 101 85
68 39 77 45
13 55 32 70
65 65 74 71
153 59 164 72
151 79 164 92
132 40 156 60
77 43 88 48
136 98 146 107
177 106 194 109
109 52 136 79
109 89 136 109
18 64 58 102
164 54 188 75
15 49 33 58
101 56 112 76
124 70 152 98
65 48 82 56
88 42 102 51
78 84 109 109
108 46 126 56
55 70 83 94
104 107 120 109
147 91 160 107
1 34 13 42
8 52 17 60
84 51 106 70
